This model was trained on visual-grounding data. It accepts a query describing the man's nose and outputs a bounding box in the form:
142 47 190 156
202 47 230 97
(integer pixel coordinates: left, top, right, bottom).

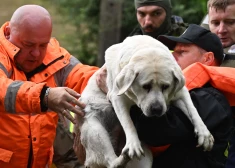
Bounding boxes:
30 48 40 57
144 15 153 25
218 22 227 34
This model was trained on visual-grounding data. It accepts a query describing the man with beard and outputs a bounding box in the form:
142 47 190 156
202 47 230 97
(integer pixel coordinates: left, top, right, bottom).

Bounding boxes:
129 0 188 38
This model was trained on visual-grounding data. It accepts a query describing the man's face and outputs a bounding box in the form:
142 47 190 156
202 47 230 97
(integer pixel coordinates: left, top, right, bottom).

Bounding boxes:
209 4 235 48
172 43 205 70
7 24 51 73
137 5 166 34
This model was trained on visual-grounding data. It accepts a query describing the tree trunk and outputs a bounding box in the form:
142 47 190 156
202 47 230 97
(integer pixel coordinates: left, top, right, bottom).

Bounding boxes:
97 0 123 67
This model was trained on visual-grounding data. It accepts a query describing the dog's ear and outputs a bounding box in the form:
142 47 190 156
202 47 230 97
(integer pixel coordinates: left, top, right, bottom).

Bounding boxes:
115 66 138 96
169 69 185 99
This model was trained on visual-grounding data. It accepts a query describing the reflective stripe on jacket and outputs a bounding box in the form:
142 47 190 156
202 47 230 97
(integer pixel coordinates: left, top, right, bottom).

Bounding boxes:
0 22 98 168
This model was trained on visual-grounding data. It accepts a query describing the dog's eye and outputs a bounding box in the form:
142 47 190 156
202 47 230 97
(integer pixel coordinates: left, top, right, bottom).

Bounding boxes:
143 84 152 92
162 84 169 92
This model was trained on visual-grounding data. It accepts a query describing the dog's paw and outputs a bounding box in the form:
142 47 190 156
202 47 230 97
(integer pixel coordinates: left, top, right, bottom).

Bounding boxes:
121 139 144 159
110 154 130 168
194 124 214 151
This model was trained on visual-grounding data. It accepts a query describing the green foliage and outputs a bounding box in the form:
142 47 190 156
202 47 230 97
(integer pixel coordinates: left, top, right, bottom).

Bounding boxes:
172 0 207 24
48 0 100 65
47 0 208 65
120 1 138 41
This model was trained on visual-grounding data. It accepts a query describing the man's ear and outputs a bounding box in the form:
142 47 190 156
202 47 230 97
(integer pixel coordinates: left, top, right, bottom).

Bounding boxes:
203 52 215 66
5 26 10 39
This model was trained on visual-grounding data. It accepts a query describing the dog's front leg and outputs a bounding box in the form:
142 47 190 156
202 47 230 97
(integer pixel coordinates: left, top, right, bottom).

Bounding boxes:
110 94 144 159
173 87 214 151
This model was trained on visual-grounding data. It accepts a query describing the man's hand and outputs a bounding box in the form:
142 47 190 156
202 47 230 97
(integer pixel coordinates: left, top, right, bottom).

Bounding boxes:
45 87 86 124
96 64 108 93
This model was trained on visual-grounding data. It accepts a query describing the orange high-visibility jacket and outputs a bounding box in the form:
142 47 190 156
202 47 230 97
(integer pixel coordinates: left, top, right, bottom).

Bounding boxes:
184 62 235 106
151 62 235 156
0 22 98 168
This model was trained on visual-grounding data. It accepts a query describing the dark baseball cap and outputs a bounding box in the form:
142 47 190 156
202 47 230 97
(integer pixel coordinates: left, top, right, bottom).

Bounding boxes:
158 24 224 64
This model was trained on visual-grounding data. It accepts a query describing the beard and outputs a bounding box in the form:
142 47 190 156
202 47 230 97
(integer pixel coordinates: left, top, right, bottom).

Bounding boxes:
140 16 172 38
142 25 158 35
141 25 166 38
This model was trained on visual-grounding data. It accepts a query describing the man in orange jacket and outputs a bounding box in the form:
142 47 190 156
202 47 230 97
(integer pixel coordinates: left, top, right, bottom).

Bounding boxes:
0 4 98 168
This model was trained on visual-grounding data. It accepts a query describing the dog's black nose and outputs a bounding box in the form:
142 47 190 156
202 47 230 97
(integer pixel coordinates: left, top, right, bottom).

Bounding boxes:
150 103 163 116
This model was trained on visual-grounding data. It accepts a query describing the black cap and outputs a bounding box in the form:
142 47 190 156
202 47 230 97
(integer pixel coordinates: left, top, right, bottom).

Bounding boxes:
158 24 224 64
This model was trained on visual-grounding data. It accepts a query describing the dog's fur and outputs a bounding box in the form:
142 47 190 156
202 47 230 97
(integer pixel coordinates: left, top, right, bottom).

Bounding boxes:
74 35 214 168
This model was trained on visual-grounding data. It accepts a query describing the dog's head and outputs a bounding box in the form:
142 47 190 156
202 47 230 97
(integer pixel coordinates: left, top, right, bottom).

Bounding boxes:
115 47 185 117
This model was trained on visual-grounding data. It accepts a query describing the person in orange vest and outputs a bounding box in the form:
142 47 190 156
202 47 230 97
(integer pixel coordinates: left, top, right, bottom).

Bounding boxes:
96 24 233 168
0 4 98 168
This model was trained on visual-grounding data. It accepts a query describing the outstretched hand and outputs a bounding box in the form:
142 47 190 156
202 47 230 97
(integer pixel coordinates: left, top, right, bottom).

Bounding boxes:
46 87 86 124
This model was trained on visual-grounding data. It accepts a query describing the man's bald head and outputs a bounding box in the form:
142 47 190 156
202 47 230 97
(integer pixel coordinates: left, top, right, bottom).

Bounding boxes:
5 5 53 73
9 5 52 35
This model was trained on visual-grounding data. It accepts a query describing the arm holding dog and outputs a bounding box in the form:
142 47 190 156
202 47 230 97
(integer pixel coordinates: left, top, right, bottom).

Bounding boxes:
43 62 98 124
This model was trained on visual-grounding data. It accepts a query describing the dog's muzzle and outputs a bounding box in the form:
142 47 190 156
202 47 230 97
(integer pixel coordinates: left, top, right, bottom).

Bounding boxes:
150 103 164 117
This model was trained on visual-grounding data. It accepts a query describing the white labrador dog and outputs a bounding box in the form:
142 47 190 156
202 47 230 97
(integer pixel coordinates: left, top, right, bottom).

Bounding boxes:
74 35 214 168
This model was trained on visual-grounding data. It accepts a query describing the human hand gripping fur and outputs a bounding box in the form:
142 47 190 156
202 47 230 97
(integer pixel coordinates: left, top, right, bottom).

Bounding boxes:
45 87 85 124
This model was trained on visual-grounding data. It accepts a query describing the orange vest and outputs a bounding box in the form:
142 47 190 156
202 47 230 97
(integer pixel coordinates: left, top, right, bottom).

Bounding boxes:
184 62 235 106
151 62 235 156
0 22 98 168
